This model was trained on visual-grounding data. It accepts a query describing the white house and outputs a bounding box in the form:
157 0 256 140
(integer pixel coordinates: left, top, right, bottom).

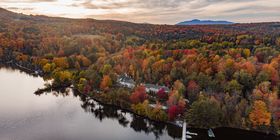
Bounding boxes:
143 84 170 93
117 74 136 89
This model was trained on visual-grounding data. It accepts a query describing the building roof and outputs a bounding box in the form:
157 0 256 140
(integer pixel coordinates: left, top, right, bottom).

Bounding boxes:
144 84 170 92
118 74 135 84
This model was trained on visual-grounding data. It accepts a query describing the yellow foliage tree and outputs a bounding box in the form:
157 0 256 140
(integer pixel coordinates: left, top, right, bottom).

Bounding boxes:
54 71 72 83
242 49 251 58
53 57 69 69
38 58 49 67
43 63 52 73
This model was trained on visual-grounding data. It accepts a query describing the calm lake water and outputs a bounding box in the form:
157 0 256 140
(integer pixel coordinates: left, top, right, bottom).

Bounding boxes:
0 67 279 140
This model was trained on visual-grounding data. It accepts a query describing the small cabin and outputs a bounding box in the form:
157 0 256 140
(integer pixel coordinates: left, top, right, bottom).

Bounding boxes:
143 84 170 94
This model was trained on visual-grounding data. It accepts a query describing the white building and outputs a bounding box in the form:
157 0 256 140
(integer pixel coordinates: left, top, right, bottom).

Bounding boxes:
117 74 136 89
143 84 170 93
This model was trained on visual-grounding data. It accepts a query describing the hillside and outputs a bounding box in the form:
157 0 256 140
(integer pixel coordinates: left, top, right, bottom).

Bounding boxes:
1 8 280 42
0 8 280 135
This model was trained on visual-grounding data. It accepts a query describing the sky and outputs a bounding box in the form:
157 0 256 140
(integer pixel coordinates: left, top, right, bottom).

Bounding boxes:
0 0 279 24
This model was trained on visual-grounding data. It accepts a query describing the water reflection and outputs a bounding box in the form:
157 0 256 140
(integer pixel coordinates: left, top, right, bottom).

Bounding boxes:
36 85 280 140
0 68 179 140
36 86 182 140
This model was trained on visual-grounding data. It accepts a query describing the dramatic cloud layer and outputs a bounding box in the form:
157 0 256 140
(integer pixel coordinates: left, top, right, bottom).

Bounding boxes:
0 0 279 24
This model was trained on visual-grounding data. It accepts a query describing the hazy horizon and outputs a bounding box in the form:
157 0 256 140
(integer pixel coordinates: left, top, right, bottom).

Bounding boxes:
0 0 279 24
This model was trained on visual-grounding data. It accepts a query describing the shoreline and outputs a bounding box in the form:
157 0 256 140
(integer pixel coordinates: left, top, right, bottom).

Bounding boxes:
1 62 279 137
36 81 280 137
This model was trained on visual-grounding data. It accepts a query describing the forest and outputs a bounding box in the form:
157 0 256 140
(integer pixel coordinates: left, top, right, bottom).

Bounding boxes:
0 8 280 135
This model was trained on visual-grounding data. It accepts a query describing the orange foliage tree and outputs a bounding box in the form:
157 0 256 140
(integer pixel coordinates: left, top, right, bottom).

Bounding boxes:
249 100 271 128
100 75 112 91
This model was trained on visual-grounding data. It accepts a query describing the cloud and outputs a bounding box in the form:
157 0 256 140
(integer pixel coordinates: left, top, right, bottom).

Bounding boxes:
71 0 189 10
0 0 57 2
6 7 34 11
0 0 279 24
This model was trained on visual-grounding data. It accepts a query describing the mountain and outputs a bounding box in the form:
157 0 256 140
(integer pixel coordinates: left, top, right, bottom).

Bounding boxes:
176 19 234 25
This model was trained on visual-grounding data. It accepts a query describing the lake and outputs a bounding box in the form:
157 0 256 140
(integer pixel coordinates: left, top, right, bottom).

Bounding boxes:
0 67 278 140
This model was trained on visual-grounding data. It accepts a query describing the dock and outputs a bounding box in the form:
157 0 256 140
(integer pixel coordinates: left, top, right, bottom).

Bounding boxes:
182 121 197 140
182 121 187 140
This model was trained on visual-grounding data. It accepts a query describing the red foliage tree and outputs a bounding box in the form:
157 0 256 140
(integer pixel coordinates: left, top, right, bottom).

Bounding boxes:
168 105 178 120
157 88 168 100
167 90 186 120
168 103 186 120
130 85 148 104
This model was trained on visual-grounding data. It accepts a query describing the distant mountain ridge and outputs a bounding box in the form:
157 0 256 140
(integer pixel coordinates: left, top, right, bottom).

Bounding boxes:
176 19 234 25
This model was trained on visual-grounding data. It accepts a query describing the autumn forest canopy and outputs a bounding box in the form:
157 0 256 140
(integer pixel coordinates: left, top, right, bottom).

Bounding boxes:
0 8 280 135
